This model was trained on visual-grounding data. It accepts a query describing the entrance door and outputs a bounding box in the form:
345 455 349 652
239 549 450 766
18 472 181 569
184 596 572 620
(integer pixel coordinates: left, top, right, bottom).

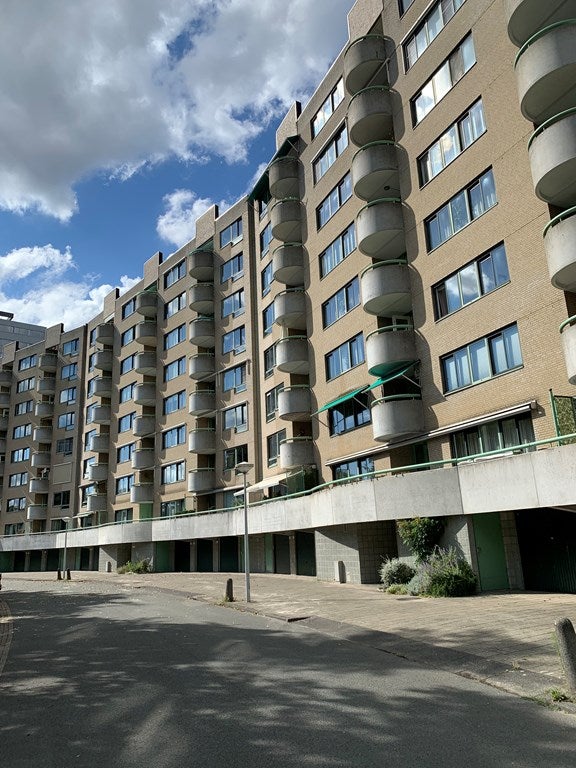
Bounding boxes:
197 539 214 572
473 512 509 591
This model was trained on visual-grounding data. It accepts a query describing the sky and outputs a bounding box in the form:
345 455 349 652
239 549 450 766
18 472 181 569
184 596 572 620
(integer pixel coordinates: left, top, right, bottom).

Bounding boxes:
0 0 356 330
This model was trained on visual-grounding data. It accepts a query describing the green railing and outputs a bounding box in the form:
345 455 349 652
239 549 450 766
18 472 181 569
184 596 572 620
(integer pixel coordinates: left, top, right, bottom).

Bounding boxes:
345 34 386 54
528 107 576 150
349 86 391 105
352 140 397 161
360 258 407 278
543 205 576 237
515 19 576 67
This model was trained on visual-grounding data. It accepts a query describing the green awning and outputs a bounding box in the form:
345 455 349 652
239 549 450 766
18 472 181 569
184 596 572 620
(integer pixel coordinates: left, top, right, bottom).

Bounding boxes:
365 361 417 391
315 385 367 414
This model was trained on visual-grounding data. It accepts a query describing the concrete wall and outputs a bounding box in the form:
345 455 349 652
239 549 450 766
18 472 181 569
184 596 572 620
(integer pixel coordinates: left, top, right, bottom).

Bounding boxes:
315 525 361 583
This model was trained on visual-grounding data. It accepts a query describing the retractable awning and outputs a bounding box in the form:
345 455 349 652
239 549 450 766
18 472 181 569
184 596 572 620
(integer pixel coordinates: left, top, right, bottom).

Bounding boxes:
365 361 417 391
233 472 288 496
315 385 367 414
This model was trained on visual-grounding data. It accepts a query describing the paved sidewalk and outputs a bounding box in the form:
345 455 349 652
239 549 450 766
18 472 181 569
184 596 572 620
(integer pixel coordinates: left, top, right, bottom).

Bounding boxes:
3 570 576 705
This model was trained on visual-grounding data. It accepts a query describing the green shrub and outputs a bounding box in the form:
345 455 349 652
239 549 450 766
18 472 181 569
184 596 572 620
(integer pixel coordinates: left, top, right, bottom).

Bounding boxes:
379 557 415 588
386 583 409 595
117 559 151 574
396 517 446 562
423 548 477 597
407 568 431 596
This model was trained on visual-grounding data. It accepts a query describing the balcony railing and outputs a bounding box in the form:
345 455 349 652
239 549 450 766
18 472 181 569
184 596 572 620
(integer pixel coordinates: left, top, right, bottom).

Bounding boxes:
356 198 405 260
371 394 424 442
189 353 215 380
280 437 314 468
135 321 157 346
275 336 309 374
270 198 303 243
268 156 300 200
360 260 412 316
366 324 417 378
189 283 214 314
278 386 311 421
560 314 576 384
344 35 387 96
272 243 305 286
188 428 216 454
273 289 307 329
528 108 576 207
189 390 216 416
352 141 399 202
188 249 215 281
188 468 215 493
134 382 156 406
94 323 114 345
136 291 158 317
505 0 575 47
189 317 216 348
347 86 393 147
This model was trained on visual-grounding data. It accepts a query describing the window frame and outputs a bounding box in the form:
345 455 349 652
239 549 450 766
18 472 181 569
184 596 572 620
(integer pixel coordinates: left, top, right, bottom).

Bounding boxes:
317 173 352 229
325 333 365 381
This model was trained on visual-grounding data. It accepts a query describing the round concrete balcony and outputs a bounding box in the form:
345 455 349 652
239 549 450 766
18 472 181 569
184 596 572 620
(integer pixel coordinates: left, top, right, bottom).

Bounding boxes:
189 283 214 314
89 433 110 452
0 414 8 432
188 428 216 454
272 243 305 286
31 451 51 468
189 353 215 381
0 392 9 408
515 21 576 123
0 370 12 385
505 0 576 47
188 468 215 493
366 325 417 377
135 351 157 376
371 395 424 442
347 87 393 147
133 415 156 438
544 207 576 290
361 261 412 316
189 249 215 281
29 477 49 494
87 494 108 513
270 198 303 242
27 504 48 521
344 35 387 95
36 377 56 395
33 425 53 442
132 448 155 470
39 353 57 372
276 336 309 375
278 386 311 421
131 483 154 503
352 141 399 201
189 390 216 416
273 289 307 330
92 405 111 425
268 156 300 199
528 109 576 207
134 382 156 406
279 437 314 469
87 462 108 482
93 349 113 372
92 376 112 397
35 401 54 418
136 291 158 317
356 198 405 260
189 316 216 348
94 323 114 345
135 321 157 346
560 315 576 384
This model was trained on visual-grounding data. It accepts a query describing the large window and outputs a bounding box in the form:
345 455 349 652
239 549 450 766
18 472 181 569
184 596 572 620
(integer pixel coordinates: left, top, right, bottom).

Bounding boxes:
451 413 535 458
223 403 248 432
262 303 275 336
121 326 135 346
11 447 30 462
163 390 186 414
222 289 245 318
261 262 273 296
411 35 475 125
320 224 357 278
267 429 286 467
122 297 136 319
116 475 134 495
164 259 186 288
221 253 243 282
15 400 33 415
9 472 28 487
425 169 497 251
322 278 360 328
164 356 186 381
442 324 522 393
404 0 466 70
115 508 133 523
223 444 248 470
260 223 272 257
119 382 136 403
160 499 185 517
332 457 374 481
325 334 365 381
60 386 77 404
222 326 245 355
223 363 246 393
418 99 486 186
162 425 186 449
117 443 135 463
18 354 36 371
164 324 186 350
118 412 136 433
264 345 276 378
86 403 97 424
61 363 77 380
433 243 509 319
56 437 73 454
17 376 35 393
265 384 284 420
165 292 186 318
329 395 371 436
7 497 26 512
313 125 348 182
220 218 243 248
312 78 344 138
120 354 136 374
161 461 185 485
13 424 32 439
57 412 75 430
317 173 352 229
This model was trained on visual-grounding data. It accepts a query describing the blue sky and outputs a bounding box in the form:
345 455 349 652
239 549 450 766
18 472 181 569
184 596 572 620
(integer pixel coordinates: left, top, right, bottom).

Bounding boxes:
0 0 355 329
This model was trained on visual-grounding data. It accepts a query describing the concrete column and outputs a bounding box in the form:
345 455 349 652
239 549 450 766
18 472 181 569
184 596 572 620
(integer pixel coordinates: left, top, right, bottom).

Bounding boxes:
24 551 31 572
213 539 220 572
99 544 119 572
41 550 48 572
500 511 525 590
288 533 297 575
190 540 198 572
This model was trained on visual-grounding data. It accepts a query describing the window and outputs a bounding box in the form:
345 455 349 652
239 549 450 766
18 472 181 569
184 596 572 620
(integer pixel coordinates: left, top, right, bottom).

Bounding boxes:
4 522 25 535
59 386 76 404
332 457 374 481
86 378 96 397
163 390 186 415
88 353 97 372
11 447 30 462
222 326 245 355
83 457 95 477
267 429 286 467
162 425 186 449
221 253 243 282
121 326 135 346
164 324 186 350
56 437 73 454
86 403 97 424
165 291 186 318
164 259 186 288
262 303 275 336
161 461 185 485
115 508 133 523
223 404 248 432
434 243 509 319
89 328 97 346
120 354 136 374
120 382 136 403
261 262 273 296
117 443 135 463
314 125 348 182
58 412 75 430
451 413 535 459
223 363 246 392
442 323 523 393
13 423 32 439
404 0 466 70
118 412 135 433
411 35 476 125
62 338 79 356
418 99 486 185
220 218 243 248
317 173 352 228
425 169 497 251
7 497 26 512
122 297 136 319
322 278 360 328
116 475 134 495
61 363 77 380
260 223 272 257
160 499 185 517
53 491 71 508
258 197 270 218
9 472 28 487
17 376 35 393
222 490 239 509
326 334 365 380
329 395 371 436
222 289 245 318
15 400 33 415
320 224 356 278
265 384 284 420
164 356 186 381
312 78 344 137
224 444 248 470
264 345 276 378
18 354 36 371
84 429 97 451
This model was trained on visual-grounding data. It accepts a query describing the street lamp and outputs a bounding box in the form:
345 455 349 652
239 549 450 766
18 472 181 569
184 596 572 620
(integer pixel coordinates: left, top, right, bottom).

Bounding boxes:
235 461 254 602
61 516 72 575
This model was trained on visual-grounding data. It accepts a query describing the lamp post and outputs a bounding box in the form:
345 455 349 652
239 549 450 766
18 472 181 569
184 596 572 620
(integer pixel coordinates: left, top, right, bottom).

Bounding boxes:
235 461 254 602
61 516 71 574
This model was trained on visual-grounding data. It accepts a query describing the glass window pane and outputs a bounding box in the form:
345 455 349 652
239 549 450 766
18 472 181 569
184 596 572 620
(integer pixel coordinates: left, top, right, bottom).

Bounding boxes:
435 284 448 318
445 274 461 313
450 191 469 233
454 347 471 387
502 324 522 368
501 418 519 449
440 125 460 166
469 338 490 381
434 62 452 101
459 263 480 305
481 171 497 210
415 27 428 58
415 81 435 122
489 333 507 373
470 100 486 138
492 244 509 285
438 204 454 242
479 254 496 293
443 356 459 391
479 421 501 452
429 142 444 177
340 174 352 203
427 216 441 249
469 182 484 219
427 5 443 41
461 35 476 72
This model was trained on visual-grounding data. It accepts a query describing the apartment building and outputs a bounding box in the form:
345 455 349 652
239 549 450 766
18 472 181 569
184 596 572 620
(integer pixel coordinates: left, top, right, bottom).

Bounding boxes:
1 0 576 591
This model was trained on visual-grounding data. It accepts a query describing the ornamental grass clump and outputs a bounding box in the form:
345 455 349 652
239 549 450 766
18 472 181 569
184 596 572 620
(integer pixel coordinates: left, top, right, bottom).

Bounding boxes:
409 547 477 597
379 557 416 590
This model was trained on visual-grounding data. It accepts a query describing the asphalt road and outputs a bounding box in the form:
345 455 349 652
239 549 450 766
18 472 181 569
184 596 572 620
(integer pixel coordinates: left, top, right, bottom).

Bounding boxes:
1 579 575 768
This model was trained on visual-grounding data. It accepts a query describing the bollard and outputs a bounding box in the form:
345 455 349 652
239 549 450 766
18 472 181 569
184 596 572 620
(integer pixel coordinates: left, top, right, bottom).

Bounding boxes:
66 569 71 581
225 578 234 602
57 569 62 581
555 617 576 693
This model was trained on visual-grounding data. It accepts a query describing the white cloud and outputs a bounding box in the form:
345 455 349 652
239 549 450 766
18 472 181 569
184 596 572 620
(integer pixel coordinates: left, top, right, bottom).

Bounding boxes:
156 189 215 247
0 0 354 220
0 246 140 329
